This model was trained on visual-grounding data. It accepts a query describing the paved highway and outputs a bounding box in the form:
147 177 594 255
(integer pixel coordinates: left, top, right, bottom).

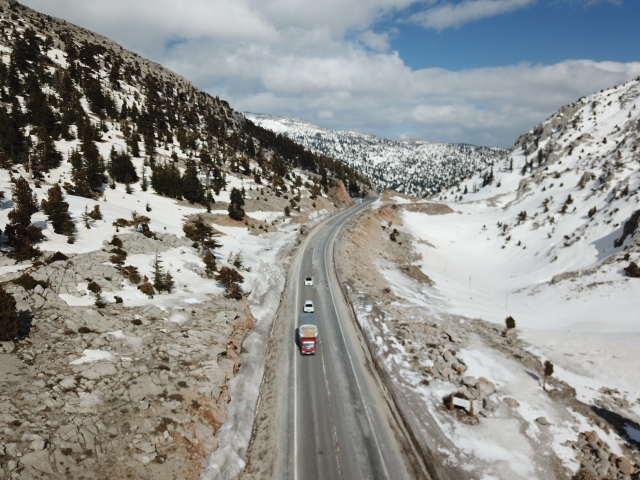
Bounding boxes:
262 200 417 480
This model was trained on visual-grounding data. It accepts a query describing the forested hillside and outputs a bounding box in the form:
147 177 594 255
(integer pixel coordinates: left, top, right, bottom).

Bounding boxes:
247 113 506 197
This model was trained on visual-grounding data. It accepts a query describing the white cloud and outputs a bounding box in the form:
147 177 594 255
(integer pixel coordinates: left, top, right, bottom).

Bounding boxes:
21 0 640 147
410 0 536 30
358 30 393 52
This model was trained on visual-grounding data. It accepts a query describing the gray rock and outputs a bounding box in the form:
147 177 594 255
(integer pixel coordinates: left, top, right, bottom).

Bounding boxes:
596 463 610 478
20 450 53 474
462 376 477 387
618 457 634 475
504 397 519 407
0 341 15 353
32 294 46 309
483 398 499 413
5 443 19 456
22 435 47 451
78 363 118 380
59 377 76 390
133 452 157 465
57 424 79 442
79 428 95 450
444 329 459 343
195 422 214 442
596 448 609 462
7 460 18 471
476 377 495 395
128 378 163 402
535 416 551 426
15 300 31 312
136 442 157 454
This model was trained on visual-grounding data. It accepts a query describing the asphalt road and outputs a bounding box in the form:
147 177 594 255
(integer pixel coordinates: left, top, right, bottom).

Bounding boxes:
272 200 414 480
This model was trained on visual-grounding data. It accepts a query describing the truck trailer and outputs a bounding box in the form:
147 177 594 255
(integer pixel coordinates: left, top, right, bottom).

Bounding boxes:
298 313 318 355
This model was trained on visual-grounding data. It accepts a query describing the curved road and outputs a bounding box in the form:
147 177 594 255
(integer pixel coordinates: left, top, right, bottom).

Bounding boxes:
256 200 419 480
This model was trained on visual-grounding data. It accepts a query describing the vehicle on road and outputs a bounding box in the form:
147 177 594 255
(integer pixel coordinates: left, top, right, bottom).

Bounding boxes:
297 313 318 355
303 300 314 313
304 277 313 286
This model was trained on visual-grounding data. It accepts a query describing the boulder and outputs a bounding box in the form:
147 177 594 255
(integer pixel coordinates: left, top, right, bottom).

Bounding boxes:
476 377 495 395
57 424 79 442
444 329 459 343
59 377 76 390
504 397 519 408
22 434 47 451
20 450 53 474
535 417 551 426
452 362 466 373
79 363 118 380
462 376 477 388
483 398 498 413
618 457 634 475
128 378 163 402
0 341 15 353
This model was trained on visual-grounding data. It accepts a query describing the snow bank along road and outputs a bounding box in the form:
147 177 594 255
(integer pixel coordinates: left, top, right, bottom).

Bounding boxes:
244 200 424 479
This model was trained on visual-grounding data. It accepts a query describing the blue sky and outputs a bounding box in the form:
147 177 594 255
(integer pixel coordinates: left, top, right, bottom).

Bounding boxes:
386 1 639 71
22 0 640 146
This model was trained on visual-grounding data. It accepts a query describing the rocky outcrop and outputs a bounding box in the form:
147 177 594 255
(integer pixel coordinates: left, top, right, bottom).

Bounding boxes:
614 210 640 248
570 431 639 479
0 246 257 479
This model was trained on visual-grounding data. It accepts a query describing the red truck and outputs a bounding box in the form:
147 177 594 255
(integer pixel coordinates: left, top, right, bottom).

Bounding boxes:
298 313 318 355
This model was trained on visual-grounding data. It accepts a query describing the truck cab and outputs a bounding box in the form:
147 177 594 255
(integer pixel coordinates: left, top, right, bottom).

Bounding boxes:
299 337 317 354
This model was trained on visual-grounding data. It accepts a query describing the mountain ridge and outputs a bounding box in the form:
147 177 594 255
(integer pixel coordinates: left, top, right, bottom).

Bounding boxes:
246 112 507 197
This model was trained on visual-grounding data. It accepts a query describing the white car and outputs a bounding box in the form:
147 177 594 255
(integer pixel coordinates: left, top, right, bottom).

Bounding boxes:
304 277 313 286
303 300 314 313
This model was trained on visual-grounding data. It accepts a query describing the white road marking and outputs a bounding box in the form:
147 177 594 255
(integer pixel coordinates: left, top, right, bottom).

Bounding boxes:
323 205 392 480
294 250 301 480
320 334 343 479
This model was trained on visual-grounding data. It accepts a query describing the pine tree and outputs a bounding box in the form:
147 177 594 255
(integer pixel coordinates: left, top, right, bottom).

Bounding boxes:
543 361 554 391
228 187 245 221
0 285 18 341
41 184 74 235
69 149 84 171
7 177 42 259
71 169 94 198
215 267 244 300
8 177 39 237
183 215 221 255
151 252 165 292
141 166 148 191
203 251 217 278
81 128 104 189
163 271 174 292
181 159 204 204
109 148 138 183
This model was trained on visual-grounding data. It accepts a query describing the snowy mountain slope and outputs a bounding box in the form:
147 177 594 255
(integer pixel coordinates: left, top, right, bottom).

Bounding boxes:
391 76 640 474
0 1 355 478
245 113 507 197
333 77 640 479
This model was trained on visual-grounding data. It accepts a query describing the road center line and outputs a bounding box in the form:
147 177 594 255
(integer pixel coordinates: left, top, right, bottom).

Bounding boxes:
323 204 392 480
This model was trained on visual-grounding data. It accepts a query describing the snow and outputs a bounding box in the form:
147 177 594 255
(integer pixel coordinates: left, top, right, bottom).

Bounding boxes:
59 294 95 307
70 349 114 365
246 112 506 197
107 330 144 348
245 210 284 222
352 77 640 478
